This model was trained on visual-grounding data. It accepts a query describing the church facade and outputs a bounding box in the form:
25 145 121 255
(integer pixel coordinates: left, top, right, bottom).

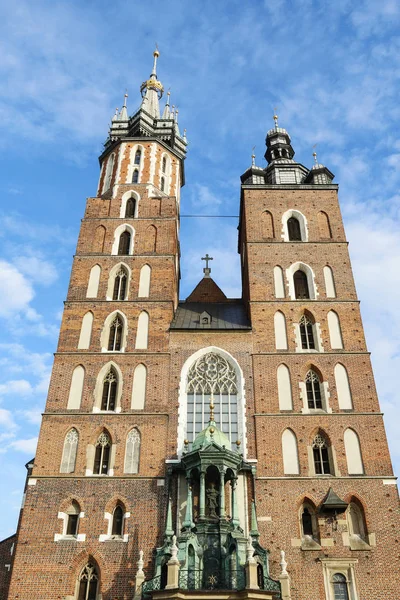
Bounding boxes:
4 50 400 600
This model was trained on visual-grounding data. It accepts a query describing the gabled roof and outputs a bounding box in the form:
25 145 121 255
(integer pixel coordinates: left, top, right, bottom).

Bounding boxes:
186 276 227 303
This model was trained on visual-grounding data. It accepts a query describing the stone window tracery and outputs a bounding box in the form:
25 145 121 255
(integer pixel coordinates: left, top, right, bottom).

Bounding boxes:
299 315 315 349
113 267 128 300
124 428 141 473
77 562 99 600
94 432 111 475
312 433 331 475
306 370 322 409
101 369 118 410
186 352 238 448
108 316 123 351
60 428 79 473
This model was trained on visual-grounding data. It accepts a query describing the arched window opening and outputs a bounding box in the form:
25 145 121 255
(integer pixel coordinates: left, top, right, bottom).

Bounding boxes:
328 310 343 349
101 368 118 410
347 500 367 542
113 267 128 300
131 364 147 410
78 563 99 600
108 316 123 351
67 365 85 410
294 270 309 299
332 573 349 600
324 265 336 298
282 429 299 474
132 169 139 184
66 502 80 536
277 364 293 411
318 211 332 239
344 429 364 474
125 198 136 218
86 265 101 298
124 428 141 473
287 216 302 241
104 154 114 192
300 502 320 546
138 264 151 297
111 505 124 537
312 433 331 475
306 370 322 409
302 507 313 537
135 311 149 349
162 156 167 173
335 364 353 410
94 432 111 475
78 312 93 350
299 314 315 349
93 225 106 253
274 265 285 298
186 352 238 449
60 428 79 473
134 149 142 165
160 176 165 192
262 210 274 239
118 231 131 255
274 310 288 350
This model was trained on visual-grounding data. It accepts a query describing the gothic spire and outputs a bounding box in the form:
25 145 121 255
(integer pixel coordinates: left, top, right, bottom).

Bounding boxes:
140 47 164 119
162 90 171 119
119 92 128 121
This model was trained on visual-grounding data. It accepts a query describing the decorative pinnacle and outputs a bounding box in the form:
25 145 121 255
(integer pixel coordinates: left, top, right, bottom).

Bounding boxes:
312 144 318 164
251 146 256 166
152 44 160 74
273 107 278 128
123 92 128 107
209 395 215 422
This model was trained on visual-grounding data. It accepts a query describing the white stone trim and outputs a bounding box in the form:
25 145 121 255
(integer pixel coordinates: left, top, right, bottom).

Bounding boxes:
114 145 125 197
293 321 324 353
177 346 247 458
111 223 135 256
92 360 123 411
299 379 332 414
126 143 145 185
100 311 128 354
321 558 359 600
106 262 132 301
281 209 309 242
149 143 157 184
286 261 318 300
28 478 37 486
120 190 140 219
99 510 129 542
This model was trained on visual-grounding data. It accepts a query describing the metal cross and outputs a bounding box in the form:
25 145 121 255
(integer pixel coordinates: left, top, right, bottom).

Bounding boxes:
201 254 213 269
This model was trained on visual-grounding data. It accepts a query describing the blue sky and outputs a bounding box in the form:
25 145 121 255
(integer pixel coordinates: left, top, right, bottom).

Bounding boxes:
1 0 400 539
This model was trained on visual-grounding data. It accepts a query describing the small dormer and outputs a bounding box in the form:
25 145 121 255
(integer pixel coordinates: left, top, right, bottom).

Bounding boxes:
200 311 212 326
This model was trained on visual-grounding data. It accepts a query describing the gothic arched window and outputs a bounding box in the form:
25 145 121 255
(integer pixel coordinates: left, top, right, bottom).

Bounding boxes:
312 433 331 475
160 176 165 192
299 314 315 349
125 198 136 218
287 216 302 241
332 573 349 600
134 149 142 165
94 432 111 475
111 505 124 537
301 507 313 536
66 501 80 536
113 267 128 300
299 501 320 545
101 368 118 410
60 428 79 473
108 316 123 351
294 270 309 299
186 352 238 449
118 231 131 255
305 370 322 409
162 156 167 173
132 169 139 184
78 562 99 600
124 428 141 473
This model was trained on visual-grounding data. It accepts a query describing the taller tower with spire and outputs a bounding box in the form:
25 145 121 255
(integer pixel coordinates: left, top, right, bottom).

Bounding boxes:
4 56 400 600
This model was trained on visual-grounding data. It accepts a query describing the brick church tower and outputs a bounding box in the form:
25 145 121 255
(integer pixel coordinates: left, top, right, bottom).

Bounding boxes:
5 52 400 600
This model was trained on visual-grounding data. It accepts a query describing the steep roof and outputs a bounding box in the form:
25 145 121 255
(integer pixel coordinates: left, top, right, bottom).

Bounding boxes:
185 276 227 303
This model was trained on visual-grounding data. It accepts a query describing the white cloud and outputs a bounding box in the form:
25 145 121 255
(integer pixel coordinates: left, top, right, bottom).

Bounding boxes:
8 437 38 454
0 408 17 430
0 260 34 317
14 255 58 286
18 406 42 425
0 380 33 399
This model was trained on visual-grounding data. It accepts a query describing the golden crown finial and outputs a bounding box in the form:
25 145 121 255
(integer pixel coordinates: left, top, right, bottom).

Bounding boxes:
154 43 160 58
312 143 318 164
209 394 215 422
273 108 278 128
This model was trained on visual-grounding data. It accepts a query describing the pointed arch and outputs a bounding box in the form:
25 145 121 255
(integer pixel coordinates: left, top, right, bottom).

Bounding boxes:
106 262 131 301
177 347 246 457
67 365 85 409
159 152 171 194
347 496 368 542
299 498 320 545
86 265 101 298
318 211 332 239
274 310 288 350
93 430 112 475
101 311 128 353
262 210 274 239
282 428 299 474
134 148 142 165
304 368 324 410
323 265 336 298
65 500 81 536
124 428 141 474
328 310 343 349
282 209 308 242
334 363 353 409
299 312 316 350
311 430 333 475
76 560 100 600
344 429 364 474
135 311 149 349
138 264 151 298
277 364 293 410
100 366 118 411
273 265 285 298
103 152 115 192
93 361 123 412
131 364 147 409
78 312 93 350
120 190 140 218
111 224 135 256
287 262 317 300
93 225 106 253
132 169 139 183
60 428 79 473
143 225 157 253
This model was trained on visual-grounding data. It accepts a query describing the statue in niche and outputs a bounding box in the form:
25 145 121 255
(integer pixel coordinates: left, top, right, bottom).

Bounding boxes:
206 483 219 519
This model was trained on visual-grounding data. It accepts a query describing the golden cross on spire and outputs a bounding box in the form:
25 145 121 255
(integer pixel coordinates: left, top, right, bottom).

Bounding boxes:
251 146 256 166
273 107 279 128
312 143 318 164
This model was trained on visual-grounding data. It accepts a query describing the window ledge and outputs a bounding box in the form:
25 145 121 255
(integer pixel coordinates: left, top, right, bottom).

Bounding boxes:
54 534 86 542
300 536 321 551
99 534 128 542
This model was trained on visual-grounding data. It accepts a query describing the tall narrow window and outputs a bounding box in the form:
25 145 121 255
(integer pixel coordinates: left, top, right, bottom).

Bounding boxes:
301 507 313 537
299 314 315 349
262 210 274 238
101 368 118 410
305 370 322 409
274 311 288 350
274 265 285 298
67 365 85 410
135 311 149 349
132 169 139 184
300 502 320 543
287 216 302 241
134 149 141 165
108 316 123 351
60 428 79 473
111 506 124 536
78 563 99 600
93 432 111 475
66 501 80 536
312 433 331 475
118 231 131 255
294 270 309 299
347 500 367 542
344 429 364 474
162 156 167 173
131 364 147 409
124 428 141 473
282 429 300 474
138 264 151 297
323 265 336 298
93 225 106 253
125 198 136 218
113 267 128 300
277 364 293 410
332 573 349 600
328 310 343 349
318 211 332 239
86 265 101 298
104 153 115 191
78 312 93 350
160 176 165 192
334 364 353 410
